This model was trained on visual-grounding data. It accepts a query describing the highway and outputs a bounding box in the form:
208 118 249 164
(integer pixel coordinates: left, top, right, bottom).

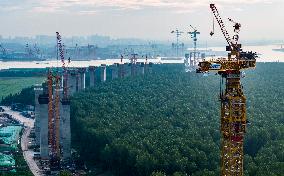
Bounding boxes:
2 106 43 176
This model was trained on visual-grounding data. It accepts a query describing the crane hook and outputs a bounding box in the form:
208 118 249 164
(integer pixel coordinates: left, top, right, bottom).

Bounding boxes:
210 15 215 36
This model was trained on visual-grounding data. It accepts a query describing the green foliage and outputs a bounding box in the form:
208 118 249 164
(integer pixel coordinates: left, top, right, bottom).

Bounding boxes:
0 77 44 100
0 68 46 77
71 63 284 176
151 171 166 176
1 87 36 106
59 170 72 176
0 151 33 176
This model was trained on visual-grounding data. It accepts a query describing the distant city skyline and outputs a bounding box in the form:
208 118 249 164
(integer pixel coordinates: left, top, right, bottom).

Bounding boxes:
0 0 283 44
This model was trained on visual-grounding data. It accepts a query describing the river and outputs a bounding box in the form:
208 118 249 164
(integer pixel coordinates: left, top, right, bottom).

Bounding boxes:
0 45 283 69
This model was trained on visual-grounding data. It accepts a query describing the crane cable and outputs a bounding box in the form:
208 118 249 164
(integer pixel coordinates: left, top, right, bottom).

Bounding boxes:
210 15 215 36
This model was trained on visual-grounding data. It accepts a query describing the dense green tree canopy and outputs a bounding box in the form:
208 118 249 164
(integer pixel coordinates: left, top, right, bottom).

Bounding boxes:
1 87 35 106
71 63 283 176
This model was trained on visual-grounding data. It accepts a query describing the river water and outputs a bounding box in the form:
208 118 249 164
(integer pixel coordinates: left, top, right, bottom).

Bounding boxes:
0 45 283 69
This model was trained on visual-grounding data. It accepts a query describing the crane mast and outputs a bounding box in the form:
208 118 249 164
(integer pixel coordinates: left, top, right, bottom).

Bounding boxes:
187 25 200 71
47 70 54 153
56 32 68 100
54 75 61 159
197 4 257 176
47 69 61 167
171 29 184 57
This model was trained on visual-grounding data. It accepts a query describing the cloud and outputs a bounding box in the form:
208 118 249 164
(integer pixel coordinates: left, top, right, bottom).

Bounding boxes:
1 0 279 14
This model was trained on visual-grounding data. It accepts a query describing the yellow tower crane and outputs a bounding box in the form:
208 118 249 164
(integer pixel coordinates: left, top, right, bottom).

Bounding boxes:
197 4 257 176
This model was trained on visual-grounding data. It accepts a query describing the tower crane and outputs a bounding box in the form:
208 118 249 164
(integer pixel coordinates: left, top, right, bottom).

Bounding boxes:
0 44 7 56
25 43 33 57
34 44 40 55
197 4 257 176
47 69 54 155
46 68 61 168
171 29 184 57
56 32 69 100
187 25 200 71
44 32 70 168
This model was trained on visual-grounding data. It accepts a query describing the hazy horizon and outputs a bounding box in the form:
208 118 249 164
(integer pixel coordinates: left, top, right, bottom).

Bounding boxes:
0 0 284 43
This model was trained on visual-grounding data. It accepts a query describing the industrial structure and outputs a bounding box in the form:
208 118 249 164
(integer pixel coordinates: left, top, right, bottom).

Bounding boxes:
197 4 257 176
171 29 184 57
35 32 71 171
65 43 97 60
33 33 154 173
100 64 107 82
34 84 43 147
185 25 201 72
89 66 97 87
77 68 86 89
118 55 125 78
130 53 138 77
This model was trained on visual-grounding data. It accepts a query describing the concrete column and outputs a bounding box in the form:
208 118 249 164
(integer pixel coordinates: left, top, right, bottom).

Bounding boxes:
110 65 117 80
83 73 86 89
89 66 96 87
141 63 145 75
76 72 80 92
38 93 49 160
131 63 135 76
124 63 128 77
34 85 43 146
110 67 113 80
118 63 125 78
101 65 106 82
116 63 121 78
78 68 86 90
60 96 71 161
149 62 153 74
67 70 77 96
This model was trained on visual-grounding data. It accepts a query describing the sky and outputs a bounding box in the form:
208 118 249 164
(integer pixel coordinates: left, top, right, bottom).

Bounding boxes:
0 0 283 43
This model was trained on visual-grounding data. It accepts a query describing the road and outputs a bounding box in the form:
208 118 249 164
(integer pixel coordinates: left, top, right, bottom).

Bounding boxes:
1 106 43 176
2 106 34 127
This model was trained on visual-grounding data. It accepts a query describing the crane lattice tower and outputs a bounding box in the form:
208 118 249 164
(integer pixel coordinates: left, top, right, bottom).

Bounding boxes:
197 4 257 176
188 25 200 68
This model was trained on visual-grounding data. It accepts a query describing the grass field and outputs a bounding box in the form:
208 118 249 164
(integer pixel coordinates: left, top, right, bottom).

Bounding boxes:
0 77 44 99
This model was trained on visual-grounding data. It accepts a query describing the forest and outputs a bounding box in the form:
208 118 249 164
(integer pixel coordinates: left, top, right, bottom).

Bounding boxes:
1 87 35 106
71 63 284 176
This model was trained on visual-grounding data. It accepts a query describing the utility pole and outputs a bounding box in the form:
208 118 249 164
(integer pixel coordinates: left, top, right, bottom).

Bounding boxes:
171 29 184 57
